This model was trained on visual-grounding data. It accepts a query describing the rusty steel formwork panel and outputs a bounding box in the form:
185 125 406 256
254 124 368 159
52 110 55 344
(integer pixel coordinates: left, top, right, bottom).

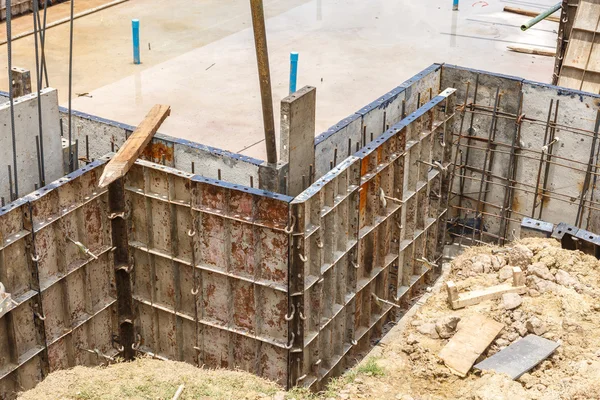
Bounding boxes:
125 160 293 386
0 158 118 399
290 88 456 390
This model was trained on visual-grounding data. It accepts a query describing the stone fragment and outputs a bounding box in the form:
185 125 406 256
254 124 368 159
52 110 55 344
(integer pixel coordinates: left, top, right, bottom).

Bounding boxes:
508 244 533 268
417 323 439 339
435 315 461 339
555 269 579 288
502 293 522 310
526 317 548 336
498 265 513 281
527 262 554 281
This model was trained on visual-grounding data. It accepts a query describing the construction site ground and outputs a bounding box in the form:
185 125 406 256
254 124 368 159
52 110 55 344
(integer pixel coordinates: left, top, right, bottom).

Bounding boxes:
0 0 556 160
18 238 600 400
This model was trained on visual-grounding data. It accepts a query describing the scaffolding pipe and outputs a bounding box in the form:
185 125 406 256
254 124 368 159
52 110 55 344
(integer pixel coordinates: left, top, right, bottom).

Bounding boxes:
521 2 561 31
249 0 277 164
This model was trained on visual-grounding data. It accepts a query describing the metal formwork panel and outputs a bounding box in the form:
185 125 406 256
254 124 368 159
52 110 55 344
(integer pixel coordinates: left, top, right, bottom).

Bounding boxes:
27 160 117 372
0 199 45 399
125 160 293 386
0 159 118 399
290 88 456 390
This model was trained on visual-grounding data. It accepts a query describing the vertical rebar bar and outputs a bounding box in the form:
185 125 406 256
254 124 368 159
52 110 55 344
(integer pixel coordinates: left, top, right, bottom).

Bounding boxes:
249 0 277 164
8 165 14 202
471 87 501 244
499 92 523 245
68 0 75 173
35 136 43 188
538 99 560 220
532 99 554 218
32 0 46 185
576 109 600 226
6 0 19 199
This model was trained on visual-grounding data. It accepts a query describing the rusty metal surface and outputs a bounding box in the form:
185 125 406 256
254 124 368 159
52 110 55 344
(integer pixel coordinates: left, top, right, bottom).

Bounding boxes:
290 88 456 390
125 160 293 386
0 158 118 399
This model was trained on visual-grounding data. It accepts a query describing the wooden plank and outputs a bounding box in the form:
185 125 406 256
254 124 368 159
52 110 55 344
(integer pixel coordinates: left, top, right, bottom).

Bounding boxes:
98 104 171 188
558 0 600 91
447 267 526 309
507 45 556 57
503 6 560 22
439 315 504 377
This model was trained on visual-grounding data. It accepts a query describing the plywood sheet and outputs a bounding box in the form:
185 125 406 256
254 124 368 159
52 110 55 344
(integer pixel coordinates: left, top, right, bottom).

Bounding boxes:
439 315 504 377
558 0 600 92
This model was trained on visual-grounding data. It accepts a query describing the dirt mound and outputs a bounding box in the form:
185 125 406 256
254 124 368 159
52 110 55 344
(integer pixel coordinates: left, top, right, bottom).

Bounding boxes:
340 238 600 400
18 358 282 400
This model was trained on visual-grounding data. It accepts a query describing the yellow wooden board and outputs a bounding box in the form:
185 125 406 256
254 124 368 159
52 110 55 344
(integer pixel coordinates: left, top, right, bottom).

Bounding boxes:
439 315 504 377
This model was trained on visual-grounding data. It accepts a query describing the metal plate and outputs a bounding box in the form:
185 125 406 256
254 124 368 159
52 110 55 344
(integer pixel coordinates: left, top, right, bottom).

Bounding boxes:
474 334 560 379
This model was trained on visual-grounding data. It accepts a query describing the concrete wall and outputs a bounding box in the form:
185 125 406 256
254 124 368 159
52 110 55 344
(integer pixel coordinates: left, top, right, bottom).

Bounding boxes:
441 64 600 241
57 108 265 188
313 64 442 180
0 89 63 202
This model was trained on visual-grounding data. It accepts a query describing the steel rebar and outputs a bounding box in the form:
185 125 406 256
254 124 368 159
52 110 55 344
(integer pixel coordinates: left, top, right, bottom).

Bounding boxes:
32 0 46 185
6 1 19 199
68 0 75 172
249 0 277 164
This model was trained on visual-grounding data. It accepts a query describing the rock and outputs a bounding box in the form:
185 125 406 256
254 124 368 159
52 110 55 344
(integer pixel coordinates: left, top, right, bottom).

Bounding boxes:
498 265 514 281
340 394 349 400
502 293 523 310
528 289 540 297
528 262 554 281
417 322 439 339
506 331 519 342
508 244 533 268
435 316 461 339
512 310 523 321
273 392 286 400
490 255 507 271
528 275 559 294
496 338 510 348
471 261 485 274
526 317 548 336
401 345 416 355
406 334 419 345
512 320 528 337
472 254 494 273
555 269 579 288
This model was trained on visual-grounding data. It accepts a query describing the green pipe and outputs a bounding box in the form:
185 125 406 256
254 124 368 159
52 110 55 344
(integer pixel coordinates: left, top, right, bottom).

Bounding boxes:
521 2 561 31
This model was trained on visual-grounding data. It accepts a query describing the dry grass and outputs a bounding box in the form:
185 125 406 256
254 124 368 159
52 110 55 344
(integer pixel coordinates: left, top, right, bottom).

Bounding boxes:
18 357 281 400
18 356 387 400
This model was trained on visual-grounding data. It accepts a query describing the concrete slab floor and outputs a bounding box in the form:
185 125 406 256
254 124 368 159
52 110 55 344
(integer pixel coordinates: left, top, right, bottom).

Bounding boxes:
1 0 558 161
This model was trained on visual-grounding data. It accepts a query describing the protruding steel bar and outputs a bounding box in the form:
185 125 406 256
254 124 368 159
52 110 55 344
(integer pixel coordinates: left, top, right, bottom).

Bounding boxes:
521 2 561 31
35 136 43 187
576 109 600 226
471 87 500 244
68 0 75 172
6 0 19 199
249 0 277 164
538 99 560 220
499 92 523 245
532 99 554 218
32 0 46 185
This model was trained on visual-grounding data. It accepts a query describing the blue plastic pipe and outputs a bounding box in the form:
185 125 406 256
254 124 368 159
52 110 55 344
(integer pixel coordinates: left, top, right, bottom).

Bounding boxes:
132 19 141 64
453 0 459 11
289 52 299 94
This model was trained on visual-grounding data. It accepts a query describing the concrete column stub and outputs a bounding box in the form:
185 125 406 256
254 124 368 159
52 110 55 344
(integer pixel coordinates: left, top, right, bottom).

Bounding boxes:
280 85 316 197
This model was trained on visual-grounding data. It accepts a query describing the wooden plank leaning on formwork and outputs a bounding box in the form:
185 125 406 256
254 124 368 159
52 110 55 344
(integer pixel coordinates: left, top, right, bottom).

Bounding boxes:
439 315 505 377
98 104 171 188
503 6 560 22
446 267 526 310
